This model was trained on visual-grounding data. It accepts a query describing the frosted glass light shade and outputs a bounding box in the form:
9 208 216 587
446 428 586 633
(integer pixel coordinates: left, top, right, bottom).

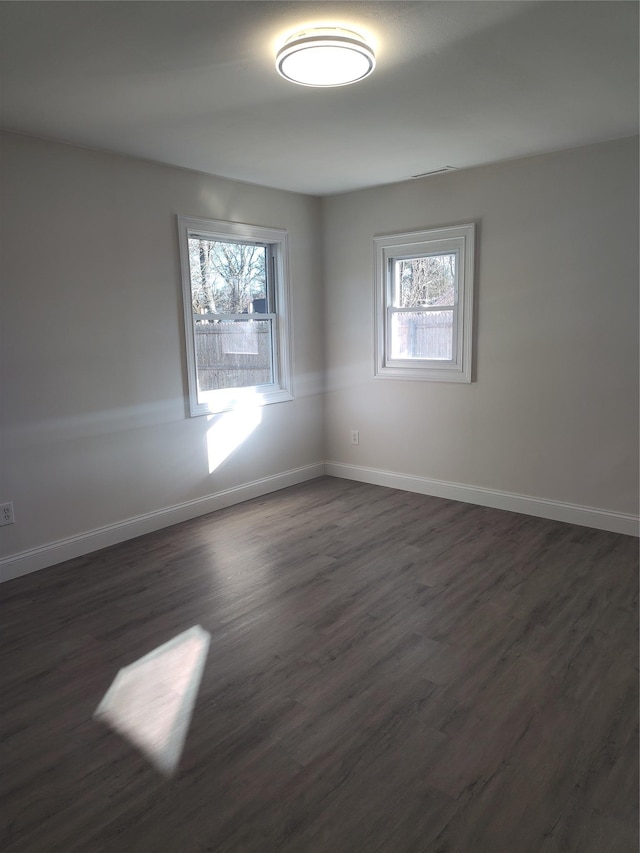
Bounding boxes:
276 28 375 87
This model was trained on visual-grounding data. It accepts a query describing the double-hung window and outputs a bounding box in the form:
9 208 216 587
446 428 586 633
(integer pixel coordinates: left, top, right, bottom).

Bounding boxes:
374 223 475 382
178 216 293 415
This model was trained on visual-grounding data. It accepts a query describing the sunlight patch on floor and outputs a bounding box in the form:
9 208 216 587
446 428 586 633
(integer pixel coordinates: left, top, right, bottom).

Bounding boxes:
94 625 211 776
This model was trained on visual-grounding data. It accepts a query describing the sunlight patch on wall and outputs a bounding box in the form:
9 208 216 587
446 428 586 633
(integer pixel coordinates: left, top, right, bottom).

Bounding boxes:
94 625 211 776
206 400 262 474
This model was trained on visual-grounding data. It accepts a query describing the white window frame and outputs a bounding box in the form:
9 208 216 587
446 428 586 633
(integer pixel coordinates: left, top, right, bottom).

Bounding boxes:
177 215 293 416
374 223 475 383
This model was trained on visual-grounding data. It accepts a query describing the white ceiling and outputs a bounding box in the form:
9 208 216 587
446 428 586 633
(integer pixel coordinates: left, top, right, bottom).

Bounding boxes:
1 1 638 196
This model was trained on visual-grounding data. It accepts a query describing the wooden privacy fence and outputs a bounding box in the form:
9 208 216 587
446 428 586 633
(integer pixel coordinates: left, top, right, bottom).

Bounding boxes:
194 321 272 390
393 311 453 360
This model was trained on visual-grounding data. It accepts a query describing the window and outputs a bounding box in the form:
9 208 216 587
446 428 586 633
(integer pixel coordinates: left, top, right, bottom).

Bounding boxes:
374 223 475 382
178 216 293 415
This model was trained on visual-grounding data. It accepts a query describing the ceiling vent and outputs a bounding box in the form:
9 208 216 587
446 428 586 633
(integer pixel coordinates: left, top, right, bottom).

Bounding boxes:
411 166 458 178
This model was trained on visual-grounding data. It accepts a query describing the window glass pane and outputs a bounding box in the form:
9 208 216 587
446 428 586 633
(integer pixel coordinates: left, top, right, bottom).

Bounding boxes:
188 237 267 315
194 317 273 395
395 253 456 307
390 310 453 360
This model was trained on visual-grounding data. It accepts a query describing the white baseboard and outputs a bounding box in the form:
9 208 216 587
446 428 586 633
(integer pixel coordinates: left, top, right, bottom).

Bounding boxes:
325 461 640 537
0 463 325 583
3 460 637 584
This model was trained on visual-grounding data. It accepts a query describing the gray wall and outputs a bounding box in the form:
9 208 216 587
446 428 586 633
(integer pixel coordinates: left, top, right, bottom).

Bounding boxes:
322 137 639 515
1 133 638 570
0 133 325 559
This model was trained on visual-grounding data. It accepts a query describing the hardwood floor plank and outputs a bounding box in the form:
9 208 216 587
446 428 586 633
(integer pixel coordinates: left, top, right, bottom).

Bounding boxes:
1 477 637 851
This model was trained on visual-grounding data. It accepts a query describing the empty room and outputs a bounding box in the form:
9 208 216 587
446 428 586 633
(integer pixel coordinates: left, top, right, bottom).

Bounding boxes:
1 2 638 851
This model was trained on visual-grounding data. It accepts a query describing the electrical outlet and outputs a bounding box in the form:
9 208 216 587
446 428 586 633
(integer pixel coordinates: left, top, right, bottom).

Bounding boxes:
350 430 359 445
0 502 14 526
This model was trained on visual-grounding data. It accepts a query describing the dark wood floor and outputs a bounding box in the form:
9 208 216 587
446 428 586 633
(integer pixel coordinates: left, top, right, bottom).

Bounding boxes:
2 477 638 852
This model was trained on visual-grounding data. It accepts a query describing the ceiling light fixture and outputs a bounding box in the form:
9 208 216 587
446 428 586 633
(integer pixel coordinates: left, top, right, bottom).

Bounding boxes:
276 27 375 87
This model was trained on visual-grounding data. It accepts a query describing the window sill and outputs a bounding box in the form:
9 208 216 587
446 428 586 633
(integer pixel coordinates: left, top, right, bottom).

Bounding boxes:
190 386 293 417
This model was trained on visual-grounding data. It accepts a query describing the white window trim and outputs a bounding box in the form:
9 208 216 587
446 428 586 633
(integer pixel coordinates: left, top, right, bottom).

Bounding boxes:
374 223 475 383
177 215 293 416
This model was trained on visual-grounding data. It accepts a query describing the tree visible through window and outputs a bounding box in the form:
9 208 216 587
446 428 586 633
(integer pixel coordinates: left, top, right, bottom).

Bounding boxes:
188 237 273 392
178 217 293 416
189 238 267 316
397 254 455 308
374 223 475 383
391 253 457 361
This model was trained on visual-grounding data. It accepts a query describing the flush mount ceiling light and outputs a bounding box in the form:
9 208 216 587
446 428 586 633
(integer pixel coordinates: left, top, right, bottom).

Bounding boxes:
276 27 375 87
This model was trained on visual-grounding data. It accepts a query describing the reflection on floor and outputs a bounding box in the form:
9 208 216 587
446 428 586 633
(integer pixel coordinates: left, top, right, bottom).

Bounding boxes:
94 625 211 776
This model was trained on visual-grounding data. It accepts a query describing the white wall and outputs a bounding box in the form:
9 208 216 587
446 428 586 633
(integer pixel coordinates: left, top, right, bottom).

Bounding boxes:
322 137 639 520
1 134 638 579
0 133 325 575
